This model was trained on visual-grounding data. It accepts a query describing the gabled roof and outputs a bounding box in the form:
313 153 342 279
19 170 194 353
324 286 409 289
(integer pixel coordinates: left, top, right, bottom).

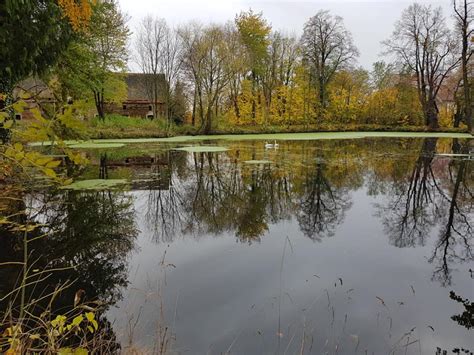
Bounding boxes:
13 77 55 101
125 73 166 103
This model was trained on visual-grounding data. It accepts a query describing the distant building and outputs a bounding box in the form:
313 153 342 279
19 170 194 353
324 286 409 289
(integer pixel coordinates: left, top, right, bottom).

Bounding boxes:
105 73 167 119
13 77 57 120
12 73 168 120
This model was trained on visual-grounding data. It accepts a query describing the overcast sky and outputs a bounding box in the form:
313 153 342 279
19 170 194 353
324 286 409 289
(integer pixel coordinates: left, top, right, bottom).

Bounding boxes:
118 0 453 70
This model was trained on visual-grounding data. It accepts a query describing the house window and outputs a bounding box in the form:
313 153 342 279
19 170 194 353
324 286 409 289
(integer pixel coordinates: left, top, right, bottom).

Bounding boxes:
15 114 22 120
123 104 127 110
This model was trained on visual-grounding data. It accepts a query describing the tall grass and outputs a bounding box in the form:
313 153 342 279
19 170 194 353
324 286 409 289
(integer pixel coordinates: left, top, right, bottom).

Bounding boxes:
90 115 166 130
88 115 197 139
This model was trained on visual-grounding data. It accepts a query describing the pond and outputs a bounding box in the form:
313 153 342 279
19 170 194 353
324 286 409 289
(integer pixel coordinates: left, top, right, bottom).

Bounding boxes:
1 133 473 354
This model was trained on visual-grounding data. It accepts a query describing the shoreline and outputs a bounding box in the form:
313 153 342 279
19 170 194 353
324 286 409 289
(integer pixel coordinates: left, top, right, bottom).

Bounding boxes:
89 123 473 140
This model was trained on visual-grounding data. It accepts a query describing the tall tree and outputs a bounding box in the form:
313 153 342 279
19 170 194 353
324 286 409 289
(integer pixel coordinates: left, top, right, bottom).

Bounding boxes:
235 9 271 121
453 0 473 132
301 10 359 111
135 17 166 120
88 0 129 119
383 4 460 129
58 0 129 119
223 22 248 121
179 24 230 133
135 17 182 123
261 32 300 122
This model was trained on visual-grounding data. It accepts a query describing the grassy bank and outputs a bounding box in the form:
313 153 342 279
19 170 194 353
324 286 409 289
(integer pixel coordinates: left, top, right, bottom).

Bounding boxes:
85 115 471 139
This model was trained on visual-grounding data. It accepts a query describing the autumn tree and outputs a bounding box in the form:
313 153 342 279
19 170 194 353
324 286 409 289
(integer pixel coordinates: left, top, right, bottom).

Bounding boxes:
327 68 370 123
135 17 182 123
179 24 230 133
223 22 248 122
57 0 129 119
88 0 129 119
58 0 93 32
453 0 473 132
235 9 271 121
371 61 395 91
261 32 300 123
384 4 460 129
301 10 359 111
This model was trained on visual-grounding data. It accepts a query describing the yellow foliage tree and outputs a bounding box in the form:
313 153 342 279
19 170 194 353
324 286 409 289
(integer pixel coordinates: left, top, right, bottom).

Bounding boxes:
58 0 94 32
326 70 369 124
363 85 423 126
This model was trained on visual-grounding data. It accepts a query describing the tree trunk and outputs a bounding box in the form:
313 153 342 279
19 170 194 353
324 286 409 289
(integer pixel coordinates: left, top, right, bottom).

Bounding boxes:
426 100 439 130
251 70 257 122
460 0 473 133
318 75 326 110
203 107 212 134
233 95 240 119
153 79 159 120
192 88 196 126
461 64 472 131
94 90 105 120
232 83 240 119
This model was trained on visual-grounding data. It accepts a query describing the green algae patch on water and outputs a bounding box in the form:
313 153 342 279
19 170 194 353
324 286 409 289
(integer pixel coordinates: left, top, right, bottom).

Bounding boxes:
29 131 473 149
70 131 474 145
243 160 273 164
174 146 228 153
68 142 126 149
60 179 128 190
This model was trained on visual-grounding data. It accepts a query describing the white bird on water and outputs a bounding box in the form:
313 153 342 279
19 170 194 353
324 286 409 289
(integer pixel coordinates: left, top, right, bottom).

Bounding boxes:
265 140 279 149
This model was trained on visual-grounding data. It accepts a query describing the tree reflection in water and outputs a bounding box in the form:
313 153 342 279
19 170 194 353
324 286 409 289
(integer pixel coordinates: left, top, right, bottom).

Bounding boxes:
377 138 439 248
376 138 473 286
429 141 473 286
143 145 354 244
140 139 472 267
0 187 138 352
296 157 352 241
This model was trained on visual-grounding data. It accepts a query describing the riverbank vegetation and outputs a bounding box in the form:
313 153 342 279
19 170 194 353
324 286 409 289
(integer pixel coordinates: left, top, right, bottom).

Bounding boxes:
82 114 468 139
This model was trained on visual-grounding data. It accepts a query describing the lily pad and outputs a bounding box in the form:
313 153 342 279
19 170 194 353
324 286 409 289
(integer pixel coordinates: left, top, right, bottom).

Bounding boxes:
69 142 126 149
60 179 128 190
174 146 228 153
243 160 273 164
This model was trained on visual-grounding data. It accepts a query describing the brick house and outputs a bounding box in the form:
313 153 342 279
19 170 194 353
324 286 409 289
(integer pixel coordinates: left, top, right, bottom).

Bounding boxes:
105 73 167 119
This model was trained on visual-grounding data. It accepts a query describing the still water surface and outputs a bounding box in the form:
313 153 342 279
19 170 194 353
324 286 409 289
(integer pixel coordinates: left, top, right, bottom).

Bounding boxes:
1 135 473 354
